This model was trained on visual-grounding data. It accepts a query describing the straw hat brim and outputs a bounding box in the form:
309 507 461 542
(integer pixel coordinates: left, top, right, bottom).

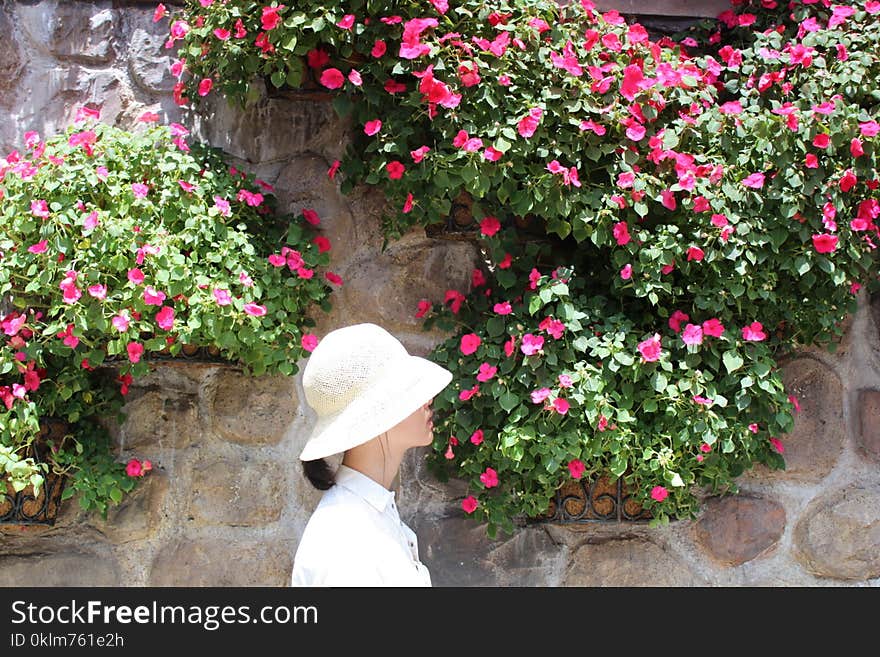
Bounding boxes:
299 355 453 461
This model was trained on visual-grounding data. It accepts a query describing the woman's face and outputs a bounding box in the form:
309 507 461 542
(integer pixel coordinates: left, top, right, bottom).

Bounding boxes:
389 397 435 450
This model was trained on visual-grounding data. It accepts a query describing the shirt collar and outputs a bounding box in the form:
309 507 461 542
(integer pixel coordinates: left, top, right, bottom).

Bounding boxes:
334 464 395 513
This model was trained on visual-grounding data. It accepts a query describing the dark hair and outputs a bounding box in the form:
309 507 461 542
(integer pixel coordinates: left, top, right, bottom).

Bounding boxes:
302 458 336 490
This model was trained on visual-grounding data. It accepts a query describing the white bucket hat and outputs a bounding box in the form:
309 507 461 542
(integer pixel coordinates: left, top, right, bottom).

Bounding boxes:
298 323 453 461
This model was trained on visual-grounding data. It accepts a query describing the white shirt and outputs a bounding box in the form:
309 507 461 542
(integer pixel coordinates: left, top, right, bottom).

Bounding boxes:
290 465 432 587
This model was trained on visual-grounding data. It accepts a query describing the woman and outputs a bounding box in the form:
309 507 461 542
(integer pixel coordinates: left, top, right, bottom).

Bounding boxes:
290 322 453 587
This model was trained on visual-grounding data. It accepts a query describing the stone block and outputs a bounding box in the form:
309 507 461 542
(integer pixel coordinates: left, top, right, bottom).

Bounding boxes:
18 1 116 64
332 238 478 333
273 154 358 269
126 15 177 93
564 539 704 586
693 494 786 566
190 455 286 526
0 7 24 105
149 538 293 586
856 389 880 464
793 485 880 581
755 357 845 482
205 370 297 445
196 92 348 164
84 471 169 544
120 390 200 451
0 552 120 586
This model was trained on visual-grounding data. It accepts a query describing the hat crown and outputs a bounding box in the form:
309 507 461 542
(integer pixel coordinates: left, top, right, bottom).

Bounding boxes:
302 323 409 417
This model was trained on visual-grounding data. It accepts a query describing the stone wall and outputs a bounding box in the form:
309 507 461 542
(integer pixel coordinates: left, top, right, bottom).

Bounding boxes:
1 1 879 588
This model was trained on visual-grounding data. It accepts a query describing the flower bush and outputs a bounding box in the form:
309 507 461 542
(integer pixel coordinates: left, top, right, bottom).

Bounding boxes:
0 109 336 515
168 0 880 535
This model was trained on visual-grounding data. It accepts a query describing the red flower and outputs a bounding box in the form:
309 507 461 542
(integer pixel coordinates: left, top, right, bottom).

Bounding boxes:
319 68 345 89
480 467 499 488
479 216 501 236
385 161 405 179
261 5 285 31
568 459 585 480
460 333 481 355
462 496 479 514
812 233 838 253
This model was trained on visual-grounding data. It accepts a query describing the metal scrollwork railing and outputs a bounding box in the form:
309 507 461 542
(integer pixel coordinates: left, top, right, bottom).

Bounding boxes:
532 475 652 524
0 470 67 526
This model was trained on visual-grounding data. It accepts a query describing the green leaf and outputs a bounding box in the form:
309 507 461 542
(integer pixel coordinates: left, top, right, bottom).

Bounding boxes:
614 351 634 366
723 351 743 374
499 391 519 412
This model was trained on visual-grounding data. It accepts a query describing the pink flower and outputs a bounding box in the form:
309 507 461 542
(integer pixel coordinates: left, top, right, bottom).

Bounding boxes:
462 496 479 514
558 374 573 388
28 240 48 254
336 14 355 30
155 306 175 331
460 333 481 355
132 183 149 198
198 78 213 96
483 147 503 162
112 312 130 332
700 443 712 453
214 288 232 306
83 211 100 231
476 362 497 382
620 264 632 280
742 321 767 342
650 485 668 502
325 271 343 286
128 268 145 285
531 388 551 404
860 121 880 137
327 160 341 180
693 395 713 406
742 172 766 189
243 303 267 316
812 233 838 253
494 301 512 315
31 200 49 218
638 334 662 362
143 286 166 306
88 284 107 300
553 398 570 414
813 133 830 148
470 429 484 445
459 384 479 401
682 323 703 346
613 221 631 245
769 437 785 454
789 395 801 412
319 68 345 89
480 467 499 488
480 216 501 236
702 318 725 337
301 333 319 352
126 458 144 477
568 459 585 480
410 146 431 162
415 299 431 318
503 336 516 357
520 333 544 356
364 119 382 136
372 39 387 57
127 341 144 364
748 423 759 433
